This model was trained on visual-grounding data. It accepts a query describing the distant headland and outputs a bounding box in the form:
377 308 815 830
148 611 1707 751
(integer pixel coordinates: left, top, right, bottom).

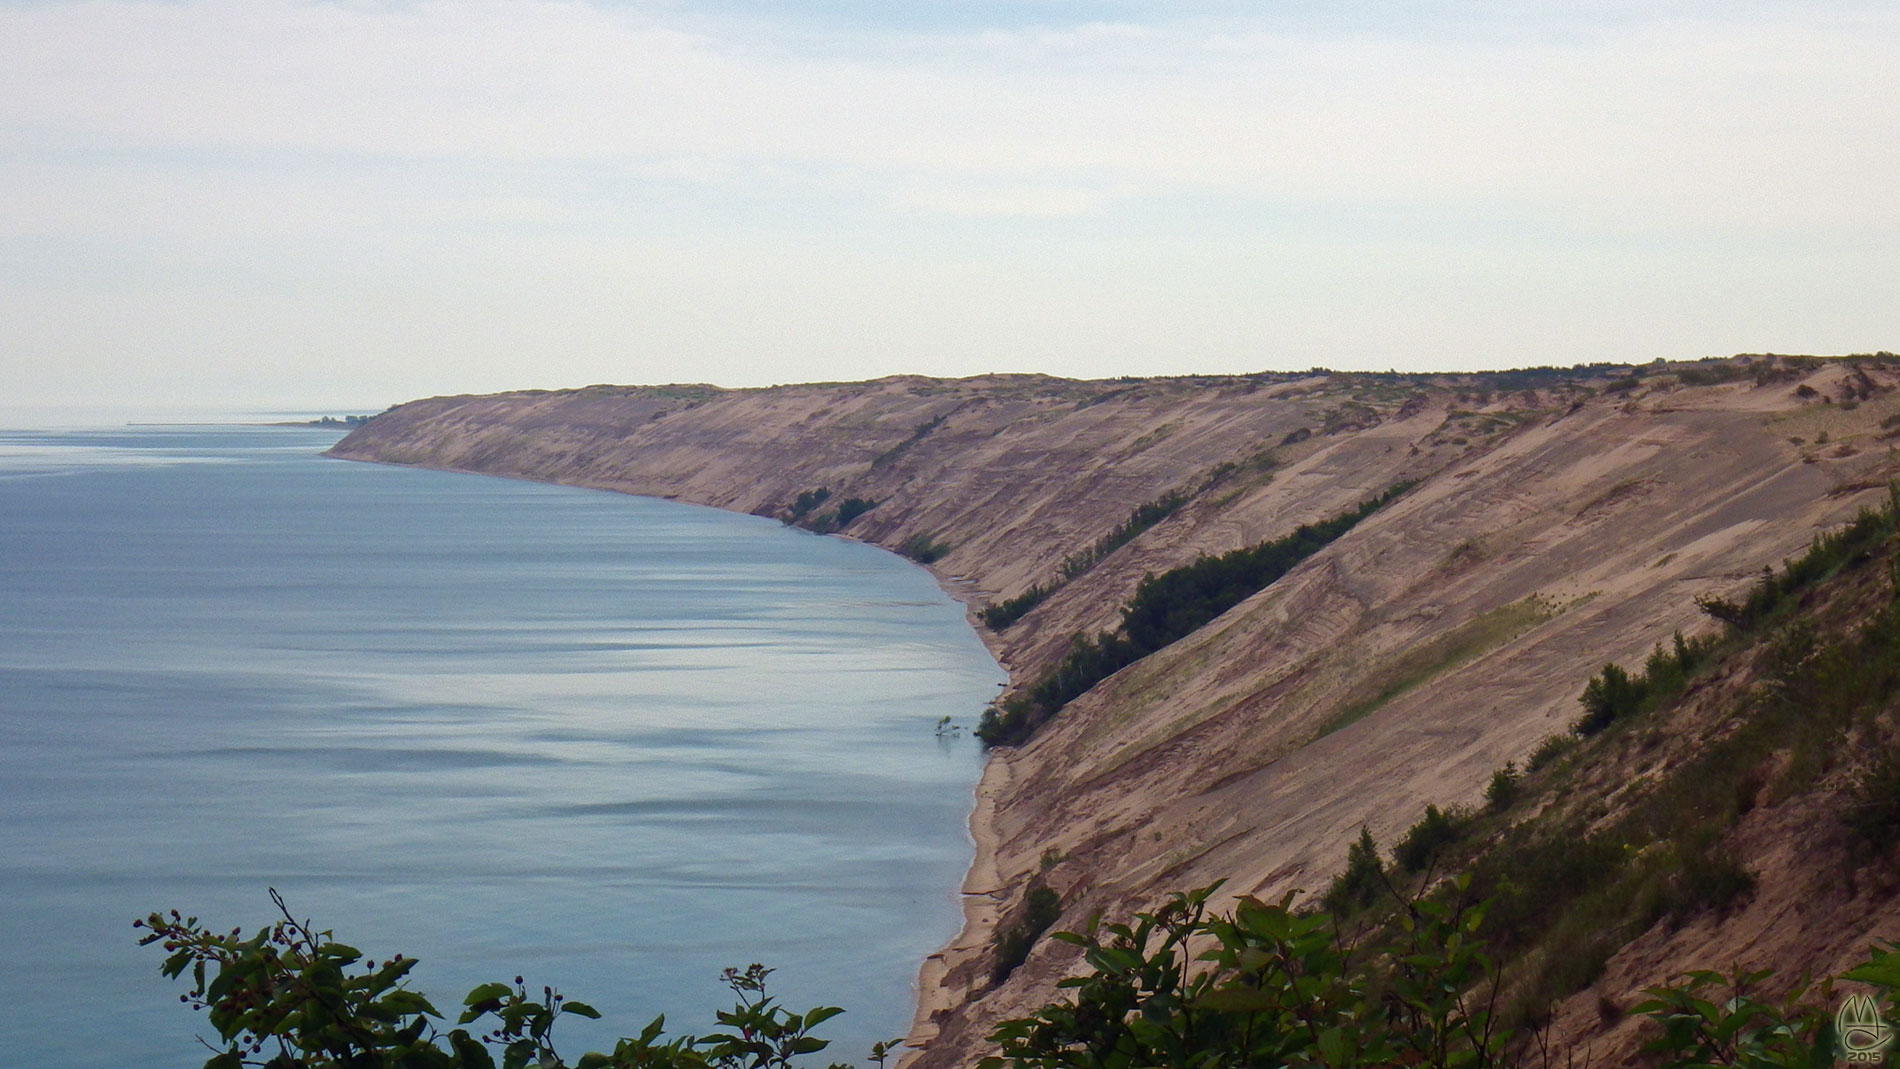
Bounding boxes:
274 414 375 428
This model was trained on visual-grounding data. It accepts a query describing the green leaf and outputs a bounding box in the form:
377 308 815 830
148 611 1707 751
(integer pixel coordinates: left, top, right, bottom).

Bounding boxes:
1317 1026 1347 1065
465 982 514 1006
803 1005 845 1028
383 990 442 1019
1842 958 1900 989
1193 987 1278 1013
1807 1020 1840 1069
205 968 235 1004
450 1030 498 1069
562 1000 602 1020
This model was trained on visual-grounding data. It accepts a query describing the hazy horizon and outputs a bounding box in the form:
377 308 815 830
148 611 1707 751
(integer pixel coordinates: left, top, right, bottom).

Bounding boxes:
4 0 1895 413
9 349 1893 431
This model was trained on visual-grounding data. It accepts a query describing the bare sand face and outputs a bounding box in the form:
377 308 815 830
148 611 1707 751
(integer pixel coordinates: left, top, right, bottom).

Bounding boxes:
334 358 1900 1066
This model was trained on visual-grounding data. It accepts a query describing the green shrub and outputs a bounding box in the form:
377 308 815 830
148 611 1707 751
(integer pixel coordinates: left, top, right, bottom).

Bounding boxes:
1321 827 1386 915
140 893 860 1069
1697 488 1899 631
1574 631 1719 738
1468 832 1624 957
900 534 952 564
832 497 878 528
1575 662 1647 736
1026 631 1142 713
1643 638 1687 695
788 487 829 520
980 584 1052 631
1392 805 1464 873
1753 361 1803 386
982 880 1900 1069
1666 838 1755 920
1633 964 1845 1069
985 879 1510 1069
975 696 1043 748
990 884 1062 985
1675 364 1747 387
1527 733 1574 771
1484 763 1520 811
1845 748 1900 845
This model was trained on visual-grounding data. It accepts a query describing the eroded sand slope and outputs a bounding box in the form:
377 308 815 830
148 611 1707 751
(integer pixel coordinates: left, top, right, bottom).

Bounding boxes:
331 358 1900 1066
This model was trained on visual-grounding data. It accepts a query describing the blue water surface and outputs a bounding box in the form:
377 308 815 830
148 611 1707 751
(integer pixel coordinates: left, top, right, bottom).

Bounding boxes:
0 425 1003 1066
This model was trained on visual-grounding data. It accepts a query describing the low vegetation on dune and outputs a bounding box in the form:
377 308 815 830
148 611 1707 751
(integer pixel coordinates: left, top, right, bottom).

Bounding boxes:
901 533 954 564
1308 483 1900 1045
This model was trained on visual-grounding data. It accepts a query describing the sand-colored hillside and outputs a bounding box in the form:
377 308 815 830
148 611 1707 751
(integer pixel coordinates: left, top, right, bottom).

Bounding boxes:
330 355 1900 1066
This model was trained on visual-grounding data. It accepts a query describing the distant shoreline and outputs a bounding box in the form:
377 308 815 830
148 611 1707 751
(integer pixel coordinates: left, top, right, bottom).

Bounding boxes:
124 418 369 428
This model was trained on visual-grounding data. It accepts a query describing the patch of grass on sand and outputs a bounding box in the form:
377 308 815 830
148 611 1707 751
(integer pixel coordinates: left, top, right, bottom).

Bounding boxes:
1320 595 1559 737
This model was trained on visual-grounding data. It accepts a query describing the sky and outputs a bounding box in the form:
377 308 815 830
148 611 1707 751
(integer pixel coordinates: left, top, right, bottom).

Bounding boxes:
2 0 1896 418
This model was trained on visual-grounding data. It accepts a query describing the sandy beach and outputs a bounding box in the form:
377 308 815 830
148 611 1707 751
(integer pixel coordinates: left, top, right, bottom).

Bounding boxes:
904 752 1011 1055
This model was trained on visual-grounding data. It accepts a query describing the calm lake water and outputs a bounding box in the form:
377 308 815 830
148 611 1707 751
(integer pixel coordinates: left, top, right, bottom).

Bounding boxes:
0 425 1004 1066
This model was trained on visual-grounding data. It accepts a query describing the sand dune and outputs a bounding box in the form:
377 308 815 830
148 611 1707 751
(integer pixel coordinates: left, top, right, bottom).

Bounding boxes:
332 355 1900 1066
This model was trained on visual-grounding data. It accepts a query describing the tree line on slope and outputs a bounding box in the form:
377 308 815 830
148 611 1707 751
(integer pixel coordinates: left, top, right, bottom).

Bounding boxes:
978 449 1283 633
978 489 1193 632
976 481 1414 747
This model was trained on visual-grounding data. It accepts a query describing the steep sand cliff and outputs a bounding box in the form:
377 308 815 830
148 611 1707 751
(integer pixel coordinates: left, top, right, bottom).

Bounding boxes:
330 356 1900 1065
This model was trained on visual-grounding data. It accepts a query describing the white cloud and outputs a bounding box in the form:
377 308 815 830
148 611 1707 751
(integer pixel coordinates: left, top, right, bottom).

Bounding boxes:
4 0 1895 226
0 0 1895 408
892 183 1114 218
